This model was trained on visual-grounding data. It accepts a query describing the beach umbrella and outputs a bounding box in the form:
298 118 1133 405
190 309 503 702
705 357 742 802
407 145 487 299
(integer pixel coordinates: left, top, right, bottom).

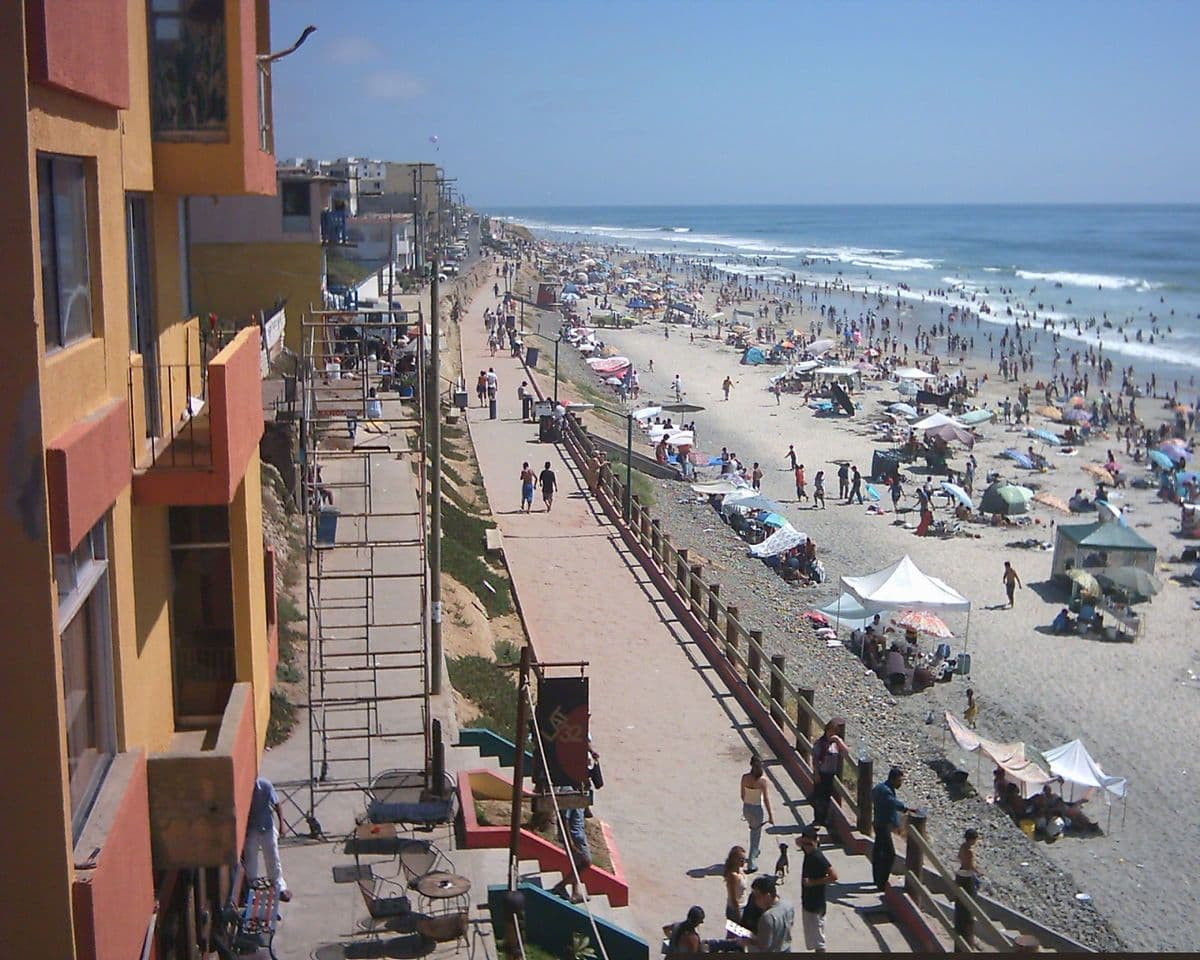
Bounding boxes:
662 402 705 414
1159 441 1190 461
896 379 919 397
1028 428 1062 446
807 338 835 354
958 409 995 426
724 494 783 515
604 376 623 385
794 360 822 373
889 402 918 418
925 422 976 447
1066 568 1101 598
1081 463 1115 484
1000 448 1034 469
1032 491 1071 514
1063 408 1091 424
1068 395 1087 408
893 609 953 638
1098 566 1162 602
632 406 662 421
940 481 973 510
1096 499 1123 524
761 513 788 528
1036 405 1064 421
980 483 1033 516
1148 449 1175 471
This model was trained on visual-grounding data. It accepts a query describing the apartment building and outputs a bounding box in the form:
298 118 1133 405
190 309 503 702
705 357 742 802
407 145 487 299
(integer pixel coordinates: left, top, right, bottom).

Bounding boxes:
1 2 280 958
189 167 345 353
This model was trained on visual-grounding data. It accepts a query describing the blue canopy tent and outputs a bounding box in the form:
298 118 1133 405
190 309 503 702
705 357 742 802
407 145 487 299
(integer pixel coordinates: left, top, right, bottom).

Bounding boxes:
627 297 651 310
742 347 766 365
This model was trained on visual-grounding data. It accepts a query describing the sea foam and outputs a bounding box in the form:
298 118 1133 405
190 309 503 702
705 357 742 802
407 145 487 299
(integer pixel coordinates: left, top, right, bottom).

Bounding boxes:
1014 269 1161 292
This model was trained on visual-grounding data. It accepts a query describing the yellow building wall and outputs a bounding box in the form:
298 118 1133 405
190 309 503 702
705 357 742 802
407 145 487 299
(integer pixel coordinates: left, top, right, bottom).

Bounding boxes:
230 456 271 751
121 0 153 192
190 241 323 354
113 498 178 752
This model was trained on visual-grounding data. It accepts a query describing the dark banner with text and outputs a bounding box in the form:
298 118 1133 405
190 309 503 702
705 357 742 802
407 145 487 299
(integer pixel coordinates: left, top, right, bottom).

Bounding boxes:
535 676 590 787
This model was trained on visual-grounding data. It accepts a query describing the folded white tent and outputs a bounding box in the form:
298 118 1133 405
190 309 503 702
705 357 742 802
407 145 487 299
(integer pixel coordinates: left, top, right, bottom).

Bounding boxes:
1042 739 1128 802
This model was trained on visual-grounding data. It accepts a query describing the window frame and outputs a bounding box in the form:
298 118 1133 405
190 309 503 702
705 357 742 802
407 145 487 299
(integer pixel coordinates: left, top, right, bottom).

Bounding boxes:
38 154 95 352
54 517 117 842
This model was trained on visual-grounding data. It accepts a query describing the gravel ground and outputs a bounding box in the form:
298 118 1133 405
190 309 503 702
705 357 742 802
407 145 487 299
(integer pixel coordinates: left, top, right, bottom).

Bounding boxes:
650 478 1123 951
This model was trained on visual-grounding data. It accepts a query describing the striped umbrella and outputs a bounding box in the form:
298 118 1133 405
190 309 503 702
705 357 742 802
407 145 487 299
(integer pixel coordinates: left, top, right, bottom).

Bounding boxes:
893 609 954 638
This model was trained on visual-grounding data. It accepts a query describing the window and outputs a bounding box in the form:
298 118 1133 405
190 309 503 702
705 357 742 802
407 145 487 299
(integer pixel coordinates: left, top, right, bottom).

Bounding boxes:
149 0 228 136
38 155 94 350
169 506 235 721
178 198 192 317
55 519 116 841
280 181 312 233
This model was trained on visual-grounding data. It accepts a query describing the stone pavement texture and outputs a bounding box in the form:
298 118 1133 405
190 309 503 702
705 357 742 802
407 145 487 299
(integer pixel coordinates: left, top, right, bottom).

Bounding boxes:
460 278 912 952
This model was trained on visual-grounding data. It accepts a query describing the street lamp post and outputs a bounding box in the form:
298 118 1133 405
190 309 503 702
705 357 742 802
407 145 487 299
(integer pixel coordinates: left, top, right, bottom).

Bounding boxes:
588 399 634 523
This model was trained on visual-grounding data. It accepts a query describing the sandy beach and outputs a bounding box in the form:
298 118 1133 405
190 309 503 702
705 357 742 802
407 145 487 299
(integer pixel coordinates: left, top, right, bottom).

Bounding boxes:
515 240 1200 950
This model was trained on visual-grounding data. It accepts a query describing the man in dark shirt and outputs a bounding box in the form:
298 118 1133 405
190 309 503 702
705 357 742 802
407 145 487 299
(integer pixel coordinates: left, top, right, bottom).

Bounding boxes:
539 461 558 512
798 825 837 951
871 766 910 892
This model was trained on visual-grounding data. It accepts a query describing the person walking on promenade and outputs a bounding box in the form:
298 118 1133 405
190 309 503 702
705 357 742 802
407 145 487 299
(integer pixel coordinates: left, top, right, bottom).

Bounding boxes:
518 381 532 422
785 444 798 470
244 777 291 901
747 876 794 952
751 462 763 491
810 720 848 830
476 370 487 407
794 464 808 502
871 767 910 892
1002 561 1023 607
723 375 733 400
539 461 557 512
672 373 684 400
550 803 591 904
723 845 749 924
837 462 850 500
798 825 837 952
847 465 864 504
955 828 983 948
519 462 535 513
813 470 827 509
740 755 775 872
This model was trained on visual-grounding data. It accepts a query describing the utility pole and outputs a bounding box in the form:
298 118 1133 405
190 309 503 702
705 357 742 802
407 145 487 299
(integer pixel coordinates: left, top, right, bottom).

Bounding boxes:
387 212 395 306
429 249 443 695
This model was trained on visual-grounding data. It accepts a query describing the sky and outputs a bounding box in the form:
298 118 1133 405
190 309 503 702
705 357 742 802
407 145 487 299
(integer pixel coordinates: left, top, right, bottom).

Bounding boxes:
270 0 1200 207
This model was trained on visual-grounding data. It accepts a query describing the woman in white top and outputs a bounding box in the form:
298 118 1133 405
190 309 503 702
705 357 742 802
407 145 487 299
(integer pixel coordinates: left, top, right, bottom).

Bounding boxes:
740 755 775 872
723 845 748 924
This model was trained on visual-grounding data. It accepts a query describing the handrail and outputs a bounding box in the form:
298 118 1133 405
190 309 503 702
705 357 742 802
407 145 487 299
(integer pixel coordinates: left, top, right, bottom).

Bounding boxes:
906 826 1012 950
905 872 972 952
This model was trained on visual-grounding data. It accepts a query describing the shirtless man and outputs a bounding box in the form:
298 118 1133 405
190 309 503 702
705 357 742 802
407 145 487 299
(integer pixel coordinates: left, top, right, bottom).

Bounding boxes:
1001 561 1023 608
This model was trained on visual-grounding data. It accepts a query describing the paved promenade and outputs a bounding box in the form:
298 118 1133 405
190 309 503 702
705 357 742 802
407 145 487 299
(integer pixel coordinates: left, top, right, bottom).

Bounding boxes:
460 282 911 951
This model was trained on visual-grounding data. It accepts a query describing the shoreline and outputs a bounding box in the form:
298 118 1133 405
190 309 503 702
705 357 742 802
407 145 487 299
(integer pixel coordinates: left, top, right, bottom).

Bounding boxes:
508 227 1200 951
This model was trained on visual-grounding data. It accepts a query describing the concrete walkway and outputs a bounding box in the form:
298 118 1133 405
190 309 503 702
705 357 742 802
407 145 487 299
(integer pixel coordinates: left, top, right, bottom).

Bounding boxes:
460 283 911 952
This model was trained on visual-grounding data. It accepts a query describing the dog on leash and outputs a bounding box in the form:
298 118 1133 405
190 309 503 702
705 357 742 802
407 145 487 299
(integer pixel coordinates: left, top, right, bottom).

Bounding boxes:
774 842 789 881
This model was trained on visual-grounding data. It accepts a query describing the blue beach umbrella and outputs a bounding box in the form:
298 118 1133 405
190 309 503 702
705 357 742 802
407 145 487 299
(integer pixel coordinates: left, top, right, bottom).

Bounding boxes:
889 402 918 418
959 409 995 426
940 481 974 510
1000 448 1036 469
1149 450 1174 471
1028 428 1062 446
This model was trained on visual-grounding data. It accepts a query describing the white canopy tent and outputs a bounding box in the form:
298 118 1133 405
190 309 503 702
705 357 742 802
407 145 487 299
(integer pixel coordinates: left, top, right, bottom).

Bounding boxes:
912 412 962 431
691 479 748 496
842 554 972 648
749 524 808 558
1042 739 1128 802
893 366 935 380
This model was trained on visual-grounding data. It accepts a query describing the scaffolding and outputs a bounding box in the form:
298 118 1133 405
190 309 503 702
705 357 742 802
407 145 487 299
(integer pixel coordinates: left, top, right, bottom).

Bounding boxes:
299 304 431 812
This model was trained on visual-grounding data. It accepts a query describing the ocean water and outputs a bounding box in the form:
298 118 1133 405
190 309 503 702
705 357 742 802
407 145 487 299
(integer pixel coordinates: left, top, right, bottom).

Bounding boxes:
492 204 1200 378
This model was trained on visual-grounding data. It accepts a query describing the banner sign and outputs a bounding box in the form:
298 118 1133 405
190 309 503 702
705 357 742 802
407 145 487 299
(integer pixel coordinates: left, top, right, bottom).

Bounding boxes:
535 676 590 787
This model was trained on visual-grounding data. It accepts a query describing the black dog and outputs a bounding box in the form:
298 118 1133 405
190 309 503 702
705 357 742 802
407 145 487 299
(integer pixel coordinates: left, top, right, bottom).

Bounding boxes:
774 842 789 881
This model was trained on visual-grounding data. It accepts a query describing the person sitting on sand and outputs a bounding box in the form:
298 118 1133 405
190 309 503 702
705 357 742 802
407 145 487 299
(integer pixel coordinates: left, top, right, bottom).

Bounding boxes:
1052 608 1077 634
1001 782 1031 820
1031 784 1100 834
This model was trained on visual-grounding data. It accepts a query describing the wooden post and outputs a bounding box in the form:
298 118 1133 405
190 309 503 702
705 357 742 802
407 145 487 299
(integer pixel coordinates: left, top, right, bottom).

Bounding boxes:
797 688 816 756
769 655 785 726
676 548 689 593
1013 935 1040 953
707 584 721 637
650 519 662 564
689 564 703 616
857 758 874 836
640 508 652 547
748 629 764 699
661 532 673 574
508 646 532 890
724 605 740 661
903 808 927 897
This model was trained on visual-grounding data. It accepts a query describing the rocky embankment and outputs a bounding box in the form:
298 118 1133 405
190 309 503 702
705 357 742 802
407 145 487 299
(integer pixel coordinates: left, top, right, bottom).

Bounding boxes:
649 480 1123 951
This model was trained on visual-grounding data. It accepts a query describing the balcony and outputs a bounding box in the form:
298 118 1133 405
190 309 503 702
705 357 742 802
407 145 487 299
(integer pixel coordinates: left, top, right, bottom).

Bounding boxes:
132 325 264 506
148 683 258 871
149 0 275 196
71 751 155 960
321 208 348 245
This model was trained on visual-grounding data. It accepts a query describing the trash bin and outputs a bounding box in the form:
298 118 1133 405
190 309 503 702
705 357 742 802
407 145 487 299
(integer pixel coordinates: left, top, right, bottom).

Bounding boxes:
454 390 469 412
316 507 339 547
525 346 540 368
